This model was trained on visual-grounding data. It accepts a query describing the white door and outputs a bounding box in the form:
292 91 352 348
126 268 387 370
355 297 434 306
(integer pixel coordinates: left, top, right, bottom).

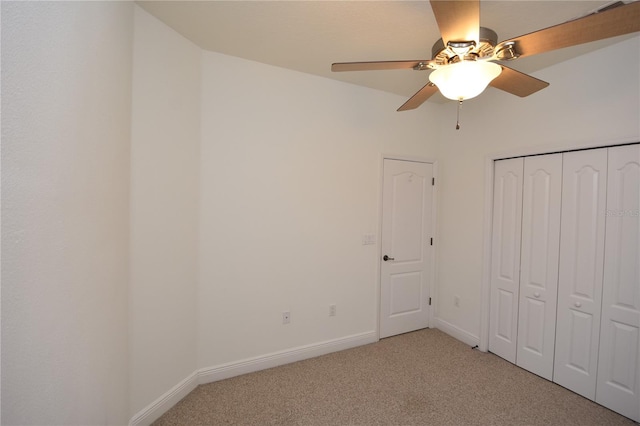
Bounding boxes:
516 154 562 380
596 144 640 422
554 148 608 400
489 158 524 363
380 159 433 339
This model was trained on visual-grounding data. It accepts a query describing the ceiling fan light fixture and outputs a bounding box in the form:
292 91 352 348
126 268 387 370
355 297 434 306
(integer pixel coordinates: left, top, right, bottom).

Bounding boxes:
429 60 502 101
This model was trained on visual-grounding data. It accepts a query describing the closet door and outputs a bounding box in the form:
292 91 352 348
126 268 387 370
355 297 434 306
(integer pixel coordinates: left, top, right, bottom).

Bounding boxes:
516 154 562 380
554 148 608 400
596 144 640 421
489 158 524 363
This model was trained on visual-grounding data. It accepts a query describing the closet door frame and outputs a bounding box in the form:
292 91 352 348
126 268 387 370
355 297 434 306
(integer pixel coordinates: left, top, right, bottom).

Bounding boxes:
479 140 639 353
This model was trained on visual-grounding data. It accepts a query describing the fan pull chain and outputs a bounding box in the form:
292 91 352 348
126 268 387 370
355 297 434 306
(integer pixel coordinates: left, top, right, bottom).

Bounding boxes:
456 99 462 130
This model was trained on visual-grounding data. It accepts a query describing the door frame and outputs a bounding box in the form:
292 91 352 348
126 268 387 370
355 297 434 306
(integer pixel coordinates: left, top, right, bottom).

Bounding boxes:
479 138 639 352
377 154 439 340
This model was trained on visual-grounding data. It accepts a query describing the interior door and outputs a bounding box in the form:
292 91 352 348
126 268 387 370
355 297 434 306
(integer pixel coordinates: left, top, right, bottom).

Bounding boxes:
554 148 608 400
595 144 640 422
516 154 562 380
489 158 524 363
379 159 433 339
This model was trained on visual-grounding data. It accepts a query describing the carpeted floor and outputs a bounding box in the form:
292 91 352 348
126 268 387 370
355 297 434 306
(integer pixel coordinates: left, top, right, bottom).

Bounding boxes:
153 328 636 425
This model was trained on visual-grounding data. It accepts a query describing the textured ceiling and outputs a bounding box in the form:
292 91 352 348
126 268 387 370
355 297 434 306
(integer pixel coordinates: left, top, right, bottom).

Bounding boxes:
137 1 632 103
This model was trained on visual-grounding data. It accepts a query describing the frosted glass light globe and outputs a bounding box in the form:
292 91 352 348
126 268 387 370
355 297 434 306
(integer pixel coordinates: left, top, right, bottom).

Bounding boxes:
429 60 502 101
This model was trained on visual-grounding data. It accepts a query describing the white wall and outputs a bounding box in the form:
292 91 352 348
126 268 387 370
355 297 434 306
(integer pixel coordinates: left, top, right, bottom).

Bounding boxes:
1 2 133 424
129 6 201 418
5 4 637 423
1 5 439 423
433 35 640 342
198 51 439 368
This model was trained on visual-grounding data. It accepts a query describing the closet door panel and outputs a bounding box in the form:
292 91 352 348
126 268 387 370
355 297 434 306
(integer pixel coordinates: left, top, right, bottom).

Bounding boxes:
596 144 640 421
554 148 608 400
489 158 524 363
516 154 562 380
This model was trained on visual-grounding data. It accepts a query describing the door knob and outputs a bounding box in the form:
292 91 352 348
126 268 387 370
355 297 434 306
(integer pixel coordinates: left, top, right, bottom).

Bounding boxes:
383 255 395 261
534 292 541 298
574 301 582 308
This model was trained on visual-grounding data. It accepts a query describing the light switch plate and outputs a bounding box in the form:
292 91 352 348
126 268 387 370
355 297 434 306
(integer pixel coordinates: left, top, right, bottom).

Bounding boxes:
362 234 376 245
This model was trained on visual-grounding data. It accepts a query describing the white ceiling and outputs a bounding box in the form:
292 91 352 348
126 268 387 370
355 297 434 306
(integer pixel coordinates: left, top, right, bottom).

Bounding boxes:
137 0 632 103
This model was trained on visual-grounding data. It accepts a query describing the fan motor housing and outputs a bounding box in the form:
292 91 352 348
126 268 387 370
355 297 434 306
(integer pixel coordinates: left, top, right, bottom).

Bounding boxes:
431 27 498 65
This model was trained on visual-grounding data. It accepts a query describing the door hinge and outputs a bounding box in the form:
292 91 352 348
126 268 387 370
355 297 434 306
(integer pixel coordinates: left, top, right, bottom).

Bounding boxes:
429 297 432 306
430 237 433 246
432 177 435 186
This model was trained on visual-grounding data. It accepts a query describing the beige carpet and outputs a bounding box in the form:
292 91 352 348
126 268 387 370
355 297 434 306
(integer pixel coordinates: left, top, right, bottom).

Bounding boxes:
153 329 636 425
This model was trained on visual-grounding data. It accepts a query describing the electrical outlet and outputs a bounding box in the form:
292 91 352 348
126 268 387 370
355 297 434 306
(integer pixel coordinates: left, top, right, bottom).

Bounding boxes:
329 304 337 317
454 296 460 307
282 311 291 324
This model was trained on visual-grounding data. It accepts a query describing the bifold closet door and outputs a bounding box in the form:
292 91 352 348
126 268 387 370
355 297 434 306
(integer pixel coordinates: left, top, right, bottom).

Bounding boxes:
489 158 524 363
554 148 608 400
595 144 640 422
516 154 562 380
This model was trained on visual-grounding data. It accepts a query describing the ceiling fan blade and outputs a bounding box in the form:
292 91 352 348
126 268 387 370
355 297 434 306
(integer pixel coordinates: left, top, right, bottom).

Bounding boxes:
489 65 549 97
430 0 479 45
499 1 640 59
331 60 431 72
397 82 439 111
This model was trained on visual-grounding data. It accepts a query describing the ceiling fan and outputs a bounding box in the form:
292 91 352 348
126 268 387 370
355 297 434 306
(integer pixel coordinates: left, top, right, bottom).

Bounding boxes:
332 0 640 113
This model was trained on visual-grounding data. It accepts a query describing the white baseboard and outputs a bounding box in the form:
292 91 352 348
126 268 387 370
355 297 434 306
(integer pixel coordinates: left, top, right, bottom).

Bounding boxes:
129 331 377 426
198 331 377 384
129 371 198 426
433 317 480 348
